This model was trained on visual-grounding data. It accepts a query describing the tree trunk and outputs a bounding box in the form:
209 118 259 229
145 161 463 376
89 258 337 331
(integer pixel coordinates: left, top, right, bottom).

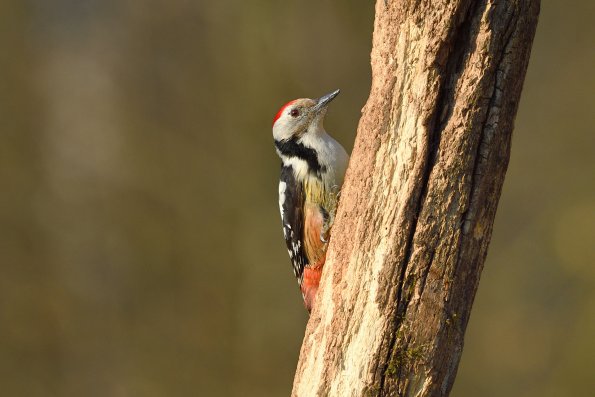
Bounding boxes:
292 0 539 396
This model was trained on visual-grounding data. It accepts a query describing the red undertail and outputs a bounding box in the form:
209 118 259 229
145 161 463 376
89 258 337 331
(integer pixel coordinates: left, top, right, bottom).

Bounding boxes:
301 265 323 313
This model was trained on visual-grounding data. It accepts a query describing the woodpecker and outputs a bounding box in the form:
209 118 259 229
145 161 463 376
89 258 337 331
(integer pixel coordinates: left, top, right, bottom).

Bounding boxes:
272 89 349 313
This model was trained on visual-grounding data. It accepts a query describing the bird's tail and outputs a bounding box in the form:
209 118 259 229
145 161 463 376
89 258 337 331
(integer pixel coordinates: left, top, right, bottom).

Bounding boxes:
301 266 322 313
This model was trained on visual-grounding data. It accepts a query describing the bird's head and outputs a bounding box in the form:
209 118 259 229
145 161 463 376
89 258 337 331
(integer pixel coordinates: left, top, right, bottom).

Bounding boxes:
272 89 340 142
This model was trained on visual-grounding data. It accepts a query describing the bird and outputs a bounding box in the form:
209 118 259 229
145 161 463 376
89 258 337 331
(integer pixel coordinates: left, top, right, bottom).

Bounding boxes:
272 89 349 313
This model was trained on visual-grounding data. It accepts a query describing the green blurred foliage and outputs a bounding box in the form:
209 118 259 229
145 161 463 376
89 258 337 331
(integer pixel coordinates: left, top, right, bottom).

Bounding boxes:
0 1 592 396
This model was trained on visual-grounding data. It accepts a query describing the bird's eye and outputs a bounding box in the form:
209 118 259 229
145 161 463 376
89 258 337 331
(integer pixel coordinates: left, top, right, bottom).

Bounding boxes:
290 108 300 117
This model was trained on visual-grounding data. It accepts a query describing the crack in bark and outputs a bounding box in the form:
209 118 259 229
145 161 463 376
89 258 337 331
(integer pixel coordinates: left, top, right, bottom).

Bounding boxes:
415 247 435 308
462 7 518 237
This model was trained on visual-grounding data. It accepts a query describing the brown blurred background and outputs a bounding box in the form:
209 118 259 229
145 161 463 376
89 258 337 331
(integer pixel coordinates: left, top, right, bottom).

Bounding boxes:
1 1 593 396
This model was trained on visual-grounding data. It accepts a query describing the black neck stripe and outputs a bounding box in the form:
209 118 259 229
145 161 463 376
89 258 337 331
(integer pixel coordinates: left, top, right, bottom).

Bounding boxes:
275 138 322 173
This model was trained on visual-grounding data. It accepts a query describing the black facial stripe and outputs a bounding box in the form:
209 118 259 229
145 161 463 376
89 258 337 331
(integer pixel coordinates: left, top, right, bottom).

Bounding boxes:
275 138 323 173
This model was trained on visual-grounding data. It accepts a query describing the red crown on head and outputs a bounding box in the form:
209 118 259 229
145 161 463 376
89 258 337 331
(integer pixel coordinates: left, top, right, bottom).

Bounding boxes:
272 100 298 127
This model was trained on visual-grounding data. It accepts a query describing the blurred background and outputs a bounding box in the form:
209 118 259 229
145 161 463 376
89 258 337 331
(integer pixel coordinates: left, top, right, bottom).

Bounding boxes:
1 1 593 396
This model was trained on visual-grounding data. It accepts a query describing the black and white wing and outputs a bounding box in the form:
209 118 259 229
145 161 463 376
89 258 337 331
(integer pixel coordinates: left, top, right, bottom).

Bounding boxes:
278 165 307 284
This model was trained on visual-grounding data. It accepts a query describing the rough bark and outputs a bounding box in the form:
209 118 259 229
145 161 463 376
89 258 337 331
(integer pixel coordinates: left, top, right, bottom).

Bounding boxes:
292 0 539 396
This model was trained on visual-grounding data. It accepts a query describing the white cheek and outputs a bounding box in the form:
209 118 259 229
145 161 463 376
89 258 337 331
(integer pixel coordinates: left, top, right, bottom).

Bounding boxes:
273 116 294 141
273 114 307 141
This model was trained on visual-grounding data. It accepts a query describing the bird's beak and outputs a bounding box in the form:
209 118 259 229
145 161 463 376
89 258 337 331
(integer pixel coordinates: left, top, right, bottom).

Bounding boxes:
314 89 340 112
